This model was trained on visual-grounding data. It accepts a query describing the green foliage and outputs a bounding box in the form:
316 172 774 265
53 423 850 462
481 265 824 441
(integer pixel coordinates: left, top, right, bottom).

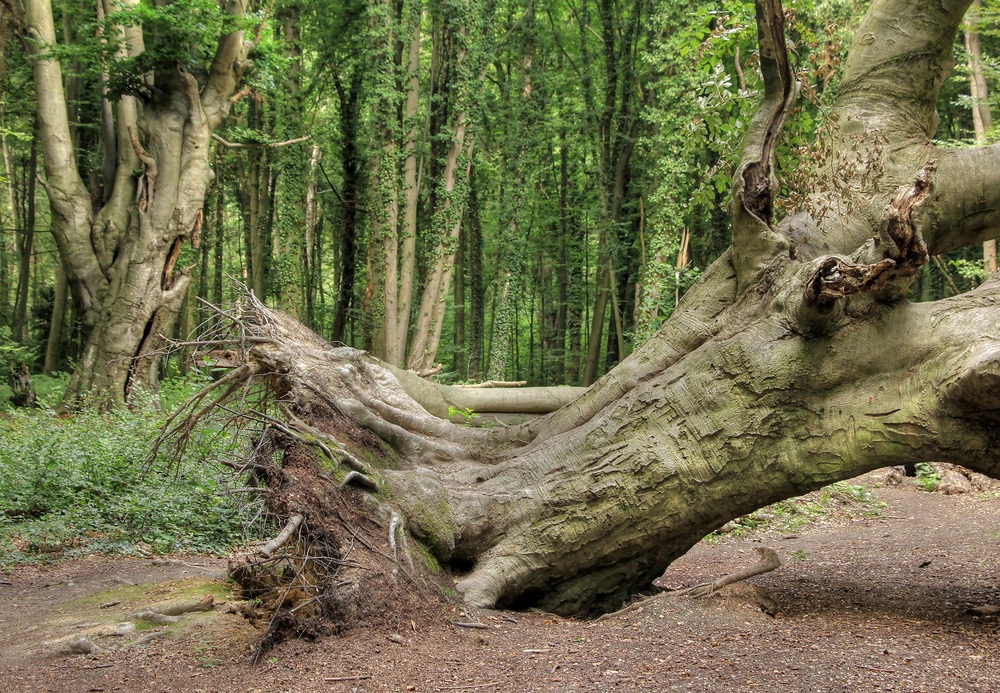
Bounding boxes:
0 325 32 377
447 405 479 425
37 0 250 100
913 463 941 492
0 402 264 566
949 257 988 285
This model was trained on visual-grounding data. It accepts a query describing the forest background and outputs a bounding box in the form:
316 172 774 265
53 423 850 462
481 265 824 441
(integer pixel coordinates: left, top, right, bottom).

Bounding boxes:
0 0 997 395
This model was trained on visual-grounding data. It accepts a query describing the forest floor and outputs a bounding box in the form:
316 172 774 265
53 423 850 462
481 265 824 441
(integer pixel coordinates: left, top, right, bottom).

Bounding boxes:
1 476 998 692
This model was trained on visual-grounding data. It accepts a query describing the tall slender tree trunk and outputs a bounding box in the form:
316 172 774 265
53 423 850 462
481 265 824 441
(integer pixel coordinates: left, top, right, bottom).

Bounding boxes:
212 154 225 307
407 3 481 371
272 5 306 319
0 128 18 324
332 71 362 344
467 162 485 380
304 143 321 329
553 131 570 385
453 223 466 374
12 128 38 343
582 0 641 384
964 0 995 273
389 0 422 365
240 100 270 301
43 262 67 374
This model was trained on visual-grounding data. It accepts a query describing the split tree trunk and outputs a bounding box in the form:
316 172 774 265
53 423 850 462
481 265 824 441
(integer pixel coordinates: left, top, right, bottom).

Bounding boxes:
169 0 1000 635
25 0 252 406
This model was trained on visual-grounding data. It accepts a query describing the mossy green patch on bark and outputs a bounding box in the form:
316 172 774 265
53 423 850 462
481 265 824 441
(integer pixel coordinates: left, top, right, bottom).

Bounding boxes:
382 469 456 562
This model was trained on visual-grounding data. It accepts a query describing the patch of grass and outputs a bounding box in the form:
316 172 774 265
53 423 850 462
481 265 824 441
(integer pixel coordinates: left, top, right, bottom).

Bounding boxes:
68 577 233 611
0 400 267 566
718 481 885 539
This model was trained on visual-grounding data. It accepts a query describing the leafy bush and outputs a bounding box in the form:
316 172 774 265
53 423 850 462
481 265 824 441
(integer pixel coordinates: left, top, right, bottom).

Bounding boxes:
0 402 265 565
913 462 941 492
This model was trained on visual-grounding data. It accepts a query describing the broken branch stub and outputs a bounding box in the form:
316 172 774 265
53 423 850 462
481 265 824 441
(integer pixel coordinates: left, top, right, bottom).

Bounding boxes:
803 163 934 315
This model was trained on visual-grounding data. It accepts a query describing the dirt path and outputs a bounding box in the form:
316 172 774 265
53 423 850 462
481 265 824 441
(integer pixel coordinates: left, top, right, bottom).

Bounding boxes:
1 483 997 692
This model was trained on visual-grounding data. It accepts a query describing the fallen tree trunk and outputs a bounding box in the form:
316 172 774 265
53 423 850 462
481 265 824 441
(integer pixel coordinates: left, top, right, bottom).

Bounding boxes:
161 0 1000 649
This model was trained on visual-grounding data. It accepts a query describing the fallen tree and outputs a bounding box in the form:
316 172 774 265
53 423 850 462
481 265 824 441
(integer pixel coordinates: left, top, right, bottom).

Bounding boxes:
162 0 1000 645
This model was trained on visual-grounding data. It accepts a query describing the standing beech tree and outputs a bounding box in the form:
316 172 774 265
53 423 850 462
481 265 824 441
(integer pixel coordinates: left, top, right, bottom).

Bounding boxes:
24 0 253 404
168 0 1000 630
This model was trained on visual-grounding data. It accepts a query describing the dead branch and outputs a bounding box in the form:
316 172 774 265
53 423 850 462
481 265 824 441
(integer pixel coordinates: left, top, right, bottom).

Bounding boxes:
597 547 781 621
411 363 443 378
164 337 271 348
229 86 251 103
677 547 781 597
453 380 528 388
437 682 502 691
211 133 311 150
149 361 262 460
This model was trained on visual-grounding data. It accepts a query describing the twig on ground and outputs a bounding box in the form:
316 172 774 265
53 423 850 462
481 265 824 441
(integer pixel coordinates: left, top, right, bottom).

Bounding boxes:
597 547 782 621
856 664 897 673
453 621 490 629
223 487 267 495
324 675 372 682
437 682 502 691
677 547 781 597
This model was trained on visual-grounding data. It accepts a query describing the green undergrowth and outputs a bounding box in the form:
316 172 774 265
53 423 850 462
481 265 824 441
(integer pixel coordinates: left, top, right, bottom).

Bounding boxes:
713 481 885 540
0 372 72 410
0 384 267 566
912 462 941 492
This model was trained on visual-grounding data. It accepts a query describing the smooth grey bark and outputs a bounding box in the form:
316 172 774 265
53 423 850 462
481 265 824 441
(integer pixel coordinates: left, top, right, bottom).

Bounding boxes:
24 0 252 405
179 0 1000 620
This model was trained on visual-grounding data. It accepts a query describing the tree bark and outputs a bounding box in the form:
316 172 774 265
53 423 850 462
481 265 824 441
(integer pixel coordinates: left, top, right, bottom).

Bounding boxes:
963 0 996 273
167 0 1000 641
10 121 37 343
25 0 252 405
331 70 362 344
43 261 67 374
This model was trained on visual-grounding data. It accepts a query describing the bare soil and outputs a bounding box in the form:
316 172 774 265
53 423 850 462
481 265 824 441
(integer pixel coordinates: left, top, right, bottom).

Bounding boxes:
1 481 997 692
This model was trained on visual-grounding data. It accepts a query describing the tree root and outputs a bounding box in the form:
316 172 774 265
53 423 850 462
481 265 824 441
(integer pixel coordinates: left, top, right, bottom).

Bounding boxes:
342 470 381 493
257 514 304 558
